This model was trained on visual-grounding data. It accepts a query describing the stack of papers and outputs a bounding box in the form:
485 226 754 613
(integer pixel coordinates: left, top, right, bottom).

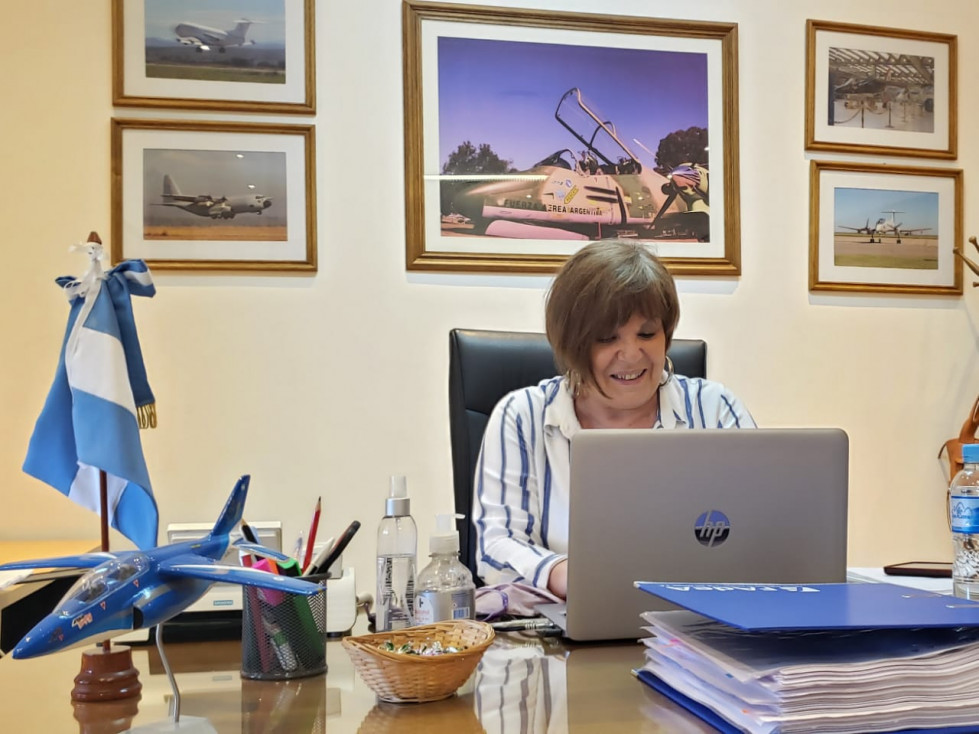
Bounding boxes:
634 583 979 734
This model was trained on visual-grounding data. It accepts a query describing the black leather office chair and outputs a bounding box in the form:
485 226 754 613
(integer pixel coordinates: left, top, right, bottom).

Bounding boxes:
448 328 707 581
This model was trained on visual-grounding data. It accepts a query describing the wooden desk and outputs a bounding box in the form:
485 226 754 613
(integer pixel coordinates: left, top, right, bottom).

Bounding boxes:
0 633 716 732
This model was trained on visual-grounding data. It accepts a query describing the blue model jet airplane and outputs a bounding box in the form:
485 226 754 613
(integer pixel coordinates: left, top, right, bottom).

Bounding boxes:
0 475 318 659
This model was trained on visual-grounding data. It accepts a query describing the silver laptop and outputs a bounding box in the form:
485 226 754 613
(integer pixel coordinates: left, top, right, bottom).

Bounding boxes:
538 428 849 641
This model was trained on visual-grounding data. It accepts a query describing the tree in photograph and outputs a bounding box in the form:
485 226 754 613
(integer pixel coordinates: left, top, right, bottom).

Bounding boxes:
654 127 709 176
442 140 514 176
440 141 514 216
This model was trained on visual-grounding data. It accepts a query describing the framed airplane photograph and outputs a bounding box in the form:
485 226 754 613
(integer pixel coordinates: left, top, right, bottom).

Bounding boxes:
809 160 961 295
805 20 956 159
112 0 315 114
111 118 316 272
402 1 740 275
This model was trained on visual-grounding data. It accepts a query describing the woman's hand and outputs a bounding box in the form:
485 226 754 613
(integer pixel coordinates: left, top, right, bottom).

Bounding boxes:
547 559 568 599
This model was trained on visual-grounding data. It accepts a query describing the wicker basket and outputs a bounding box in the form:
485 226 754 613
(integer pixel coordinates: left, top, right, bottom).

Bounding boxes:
342 620 495 703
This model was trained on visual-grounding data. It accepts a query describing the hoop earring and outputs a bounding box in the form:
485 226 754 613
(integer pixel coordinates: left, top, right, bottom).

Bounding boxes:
659 355 675 387
566 369 583 398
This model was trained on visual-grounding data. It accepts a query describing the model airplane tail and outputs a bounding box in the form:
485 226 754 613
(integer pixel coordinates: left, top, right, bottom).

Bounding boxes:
213 474 249 538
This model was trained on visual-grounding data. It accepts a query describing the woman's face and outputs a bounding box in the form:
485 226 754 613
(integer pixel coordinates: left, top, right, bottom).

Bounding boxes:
587 312 666 411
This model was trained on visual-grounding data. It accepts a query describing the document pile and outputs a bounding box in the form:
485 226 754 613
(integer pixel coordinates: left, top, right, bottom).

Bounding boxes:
634 583 979 734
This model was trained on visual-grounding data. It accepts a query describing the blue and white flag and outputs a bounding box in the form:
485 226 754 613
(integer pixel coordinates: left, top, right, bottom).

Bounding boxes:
23 242 159 549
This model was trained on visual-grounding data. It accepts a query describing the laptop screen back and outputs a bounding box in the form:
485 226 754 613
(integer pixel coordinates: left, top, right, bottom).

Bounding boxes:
560 428 849 641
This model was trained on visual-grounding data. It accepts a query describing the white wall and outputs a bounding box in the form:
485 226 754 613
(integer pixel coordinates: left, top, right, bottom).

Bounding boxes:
2 0 977 593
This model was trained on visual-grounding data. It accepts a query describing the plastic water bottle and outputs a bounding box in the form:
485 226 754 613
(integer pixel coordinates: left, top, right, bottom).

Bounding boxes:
951 444 979 598
376 476 417 631
414 513 476 625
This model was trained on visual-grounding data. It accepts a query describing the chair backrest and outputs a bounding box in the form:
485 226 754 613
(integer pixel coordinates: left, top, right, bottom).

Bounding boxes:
448 328 707 580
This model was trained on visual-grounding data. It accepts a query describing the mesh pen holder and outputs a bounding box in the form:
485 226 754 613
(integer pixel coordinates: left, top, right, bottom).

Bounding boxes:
241 583 327 680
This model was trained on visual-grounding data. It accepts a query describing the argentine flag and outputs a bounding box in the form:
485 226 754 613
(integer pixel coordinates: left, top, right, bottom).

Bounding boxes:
23 251 159 549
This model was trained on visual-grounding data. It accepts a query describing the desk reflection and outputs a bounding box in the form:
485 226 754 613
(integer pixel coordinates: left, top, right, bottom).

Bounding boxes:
0 631 716 731
467 633 714 734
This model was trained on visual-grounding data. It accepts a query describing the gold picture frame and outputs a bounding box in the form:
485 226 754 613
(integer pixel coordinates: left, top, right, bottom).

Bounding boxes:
809 160 961 295
113 0 315 114
111 118 317 272
403 0 740 275
805 20 956 159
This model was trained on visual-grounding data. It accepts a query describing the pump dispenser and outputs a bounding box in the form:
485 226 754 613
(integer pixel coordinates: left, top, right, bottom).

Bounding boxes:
376 475 417 631
414 513 476 625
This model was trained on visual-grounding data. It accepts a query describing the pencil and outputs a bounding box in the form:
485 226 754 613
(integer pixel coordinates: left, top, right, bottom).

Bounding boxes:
301 497 321 573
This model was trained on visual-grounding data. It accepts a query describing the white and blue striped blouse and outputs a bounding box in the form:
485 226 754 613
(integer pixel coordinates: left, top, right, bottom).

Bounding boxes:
473 373 756 589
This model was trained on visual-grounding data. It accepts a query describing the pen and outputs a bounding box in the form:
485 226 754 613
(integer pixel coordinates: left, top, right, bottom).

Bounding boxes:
309 520 360 576
240 519 258 566
241 519 259 544
301 536 334 577
301 497 321 573
490 617 561 632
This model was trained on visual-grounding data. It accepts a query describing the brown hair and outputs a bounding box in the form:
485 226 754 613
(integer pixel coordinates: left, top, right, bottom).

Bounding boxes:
545 241 679 389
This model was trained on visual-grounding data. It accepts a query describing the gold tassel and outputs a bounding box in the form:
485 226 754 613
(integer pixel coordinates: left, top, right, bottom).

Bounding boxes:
137 403 157 430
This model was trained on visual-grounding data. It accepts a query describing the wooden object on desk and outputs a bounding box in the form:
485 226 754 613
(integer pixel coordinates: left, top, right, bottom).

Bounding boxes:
72 645 142 702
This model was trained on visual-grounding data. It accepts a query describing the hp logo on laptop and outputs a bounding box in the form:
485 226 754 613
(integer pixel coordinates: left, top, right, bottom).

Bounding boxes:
694 510 731 547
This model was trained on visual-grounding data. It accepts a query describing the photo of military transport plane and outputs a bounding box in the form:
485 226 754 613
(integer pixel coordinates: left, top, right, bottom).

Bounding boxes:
442 88 711 242
158 174 272 220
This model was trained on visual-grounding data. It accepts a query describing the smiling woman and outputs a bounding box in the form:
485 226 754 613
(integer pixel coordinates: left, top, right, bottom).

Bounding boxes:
472 240 755 599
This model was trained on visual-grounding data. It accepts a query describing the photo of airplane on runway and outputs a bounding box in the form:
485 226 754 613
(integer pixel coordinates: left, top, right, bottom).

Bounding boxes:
174 19 256 52
442 88 710 242
158 174 272 220
838 210 930 244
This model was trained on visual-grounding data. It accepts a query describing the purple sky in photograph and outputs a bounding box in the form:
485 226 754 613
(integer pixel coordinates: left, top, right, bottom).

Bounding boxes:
437 37 709 171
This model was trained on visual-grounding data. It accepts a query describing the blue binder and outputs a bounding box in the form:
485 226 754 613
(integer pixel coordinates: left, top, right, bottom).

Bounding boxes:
635 581 979 630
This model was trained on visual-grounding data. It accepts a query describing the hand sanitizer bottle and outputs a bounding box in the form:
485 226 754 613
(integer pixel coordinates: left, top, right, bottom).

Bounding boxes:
414 513 476 625
376 476 417 631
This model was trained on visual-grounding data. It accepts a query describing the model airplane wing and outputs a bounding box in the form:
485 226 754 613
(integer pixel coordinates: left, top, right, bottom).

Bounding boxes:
158 556 320 595
233 540 295 563
0 552 117 572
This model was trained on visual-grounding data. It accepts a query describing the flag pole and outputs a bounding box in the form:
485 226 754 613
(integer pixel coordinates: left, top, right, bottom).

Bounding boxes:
99 468 110 654
70 231 139 702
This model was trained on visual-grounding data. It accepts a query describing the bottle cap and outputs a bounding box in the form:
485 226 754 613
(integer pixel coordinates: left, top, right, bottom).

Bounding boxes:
385 475 410 516
430 513 462 555
964 445 979 465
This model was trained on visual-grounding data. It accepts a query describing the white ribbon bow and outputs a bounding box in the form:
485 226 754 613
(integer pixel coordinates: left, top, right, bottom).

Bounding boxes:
64 241 107 301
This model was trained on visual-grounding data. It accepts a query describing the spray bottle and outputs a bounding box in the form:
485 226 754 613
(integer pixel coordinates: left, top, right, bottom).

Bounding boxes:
376 476 417 631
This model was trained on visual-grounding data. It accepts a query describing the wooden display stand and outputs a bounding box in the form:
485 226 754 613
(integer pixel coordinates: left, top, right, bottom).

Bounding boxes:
72 644 142 702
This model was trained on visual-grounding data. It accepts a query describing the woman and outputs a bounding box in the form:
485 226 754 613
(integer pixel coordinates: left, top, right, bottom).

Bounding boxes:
473 241 755 599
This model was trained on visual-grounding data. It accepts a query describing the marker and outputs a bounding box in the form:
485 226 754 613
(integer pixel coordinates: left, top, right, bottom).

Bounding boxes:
309 520 360 576
278 557 301 578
